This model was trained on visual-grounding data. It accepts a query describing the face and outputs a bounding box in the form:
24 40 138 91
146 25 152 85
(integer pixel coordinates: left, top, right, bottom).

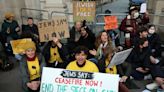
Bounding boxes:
75 51 87 65
75 22 82 32
27 19 33 25
80 27 87 37
148 26 155 34
101 32 108 43
140 31 148 38
132 10 139 19
8 16 14 20
25 49 36 58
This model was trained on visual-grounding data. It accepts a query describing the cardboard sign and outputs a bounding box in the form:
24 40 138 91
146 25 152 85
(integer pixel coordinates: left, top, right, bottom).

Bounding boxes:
73 1 96 22
10 38 32 54
38 16 70 42
40 67 119 92
108 48 133 68
104 16 118 30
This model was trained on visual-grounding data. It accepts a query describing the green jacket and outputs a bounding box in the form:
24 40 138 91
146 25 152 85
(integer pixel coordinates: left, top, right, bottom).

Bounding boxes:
1 20 20 42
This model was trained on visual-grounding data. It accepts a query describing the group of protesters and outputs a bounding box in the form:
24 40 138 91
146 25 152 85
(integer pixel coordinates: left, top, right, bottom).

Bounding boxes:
0 5 163 92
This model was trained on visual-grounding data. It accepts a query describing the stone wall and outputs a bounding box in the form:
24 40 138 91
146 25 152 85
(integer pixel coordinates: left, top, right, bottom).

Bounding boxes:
147 0 164 42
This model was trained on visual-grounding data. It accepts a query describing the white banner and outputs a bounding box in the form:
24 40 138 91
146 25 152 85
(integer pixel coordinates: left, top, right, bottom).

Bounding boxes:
40 67 119 92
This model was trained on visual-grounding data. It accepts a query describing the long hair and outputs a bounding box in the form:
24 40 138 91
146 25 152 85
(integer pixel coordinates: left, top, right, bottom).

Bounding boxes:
95 31 112 49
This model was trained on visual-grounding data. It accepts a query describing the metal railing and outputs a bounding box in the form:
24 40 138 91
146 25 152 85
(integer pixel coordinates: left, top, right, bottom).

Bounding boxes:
20 8 50 24
20 8 164 29
95 13 127 26
51 11 74 26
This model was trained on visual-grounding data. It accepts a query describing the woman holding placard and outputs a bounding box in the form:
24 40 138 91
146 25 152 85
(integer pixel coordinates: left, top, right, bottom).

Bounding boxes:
98 47 130 92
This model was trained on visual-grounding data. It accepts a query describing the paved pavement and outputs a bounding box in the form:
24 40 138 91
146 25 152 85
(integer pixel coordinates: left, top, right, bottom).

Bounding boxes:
0 57 23 92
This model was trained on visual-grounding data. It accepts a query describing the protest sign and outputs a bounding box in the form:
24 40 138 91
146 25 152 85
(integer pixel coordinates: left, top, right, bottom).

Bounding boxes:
73 1 96 22
10 38 32 54
38 16 70 42
140 3 147 13
40 67 119 92
108 48 133 68
104 16 118 30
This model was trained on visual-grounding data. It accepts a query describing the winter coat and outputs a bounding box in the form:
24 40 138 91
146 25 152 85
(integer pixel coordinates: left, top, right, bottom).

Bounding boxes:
19 53 46 92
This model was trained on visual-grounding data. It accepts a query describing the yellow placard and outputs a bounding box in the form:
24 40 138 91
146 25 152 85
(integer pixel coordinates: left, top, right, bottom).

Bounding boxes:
10 38 32 54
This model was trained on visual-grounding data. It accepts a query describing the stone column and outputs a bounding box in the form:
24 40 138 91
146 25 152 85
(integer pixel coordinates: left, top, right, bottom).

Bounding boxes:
63 0 73 26
44 0 67 18
153 0 164 26
2 0 25 24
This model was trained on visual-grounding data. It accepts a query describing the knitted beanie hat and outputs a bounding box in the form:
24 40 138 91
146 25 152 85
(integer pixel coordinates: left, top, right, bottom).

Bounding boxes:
23 41 36 51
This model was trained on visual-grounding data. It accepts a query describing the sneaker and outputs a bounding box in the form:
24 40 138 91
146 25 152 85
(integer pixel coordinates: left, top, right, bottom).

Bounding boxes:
146 82 158 90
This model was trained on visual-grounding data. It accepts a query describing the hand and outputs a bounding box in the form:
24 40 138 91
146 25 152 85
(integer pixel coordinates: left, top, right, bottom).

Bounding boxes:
150 56 156 64
136 67 148 73
17 30 22 35
120 76 128 82
145 11 149 17
126 27 133 32
52 37 62 48
117 46 123 51
52 37 59 44
33 34 39 38
89 49 97 56
15 27 20 32
75 38 79 42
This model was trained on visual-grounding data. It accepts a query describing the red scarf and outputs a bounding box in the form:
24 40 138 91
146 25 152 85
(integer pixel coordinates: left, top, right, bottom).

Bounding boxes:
27 55 36 61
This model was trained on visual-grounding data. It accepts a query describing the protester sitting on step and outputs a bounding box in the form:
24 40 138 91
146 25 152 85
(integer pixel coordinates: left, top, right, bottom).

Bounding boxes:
19 41 46 92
